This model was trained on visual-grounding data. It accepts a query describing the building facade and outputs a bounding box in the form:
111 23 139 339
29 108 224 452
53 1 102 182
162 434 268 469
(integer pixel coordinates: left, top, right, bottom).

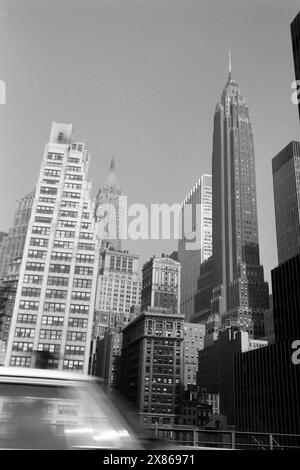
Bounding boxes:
120 307 185 427
178 175 212 321
0 191 34 280
196 64 269 338
0 258 21 351
141 255 181 315
272 141 300 265
5 122 101 373
182 322 205 389
234 340 300 434
197 327 268 425
94 157 124 252
95 248 141 327
92 330 122 387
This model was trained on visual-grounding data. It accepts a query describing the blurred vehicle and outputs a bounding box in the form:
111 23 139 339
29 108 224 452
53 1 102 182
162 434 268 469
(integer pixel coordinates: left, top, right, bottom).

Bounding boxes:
0 367 170 450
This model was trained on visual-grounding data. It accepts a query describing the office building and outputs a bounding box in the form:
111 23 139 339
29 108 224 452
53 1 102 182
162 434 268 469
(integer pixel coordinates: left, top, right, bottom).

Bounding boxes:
5 122 100 373
197 326 268 425
141 255 181 315
235 136 300 433
95 248 141 327
92 329 122 387
235 339 300 434
120 307 185 426
178 175 212 321
195 60 269 337
182 322 205 389
0 191 34 279
272 141 300 265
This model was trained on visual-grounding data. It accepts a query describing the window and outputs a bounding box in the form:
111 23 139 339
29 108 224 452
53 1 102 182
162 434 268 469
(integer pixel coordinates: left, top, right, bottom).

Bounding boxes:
68 318 88 328
15 328 35 338
30 237 49 247
36 204 54 213
74 266 93 276
57 220 76 228
63 360 83 370
45 289 67 300
62 191 80 199
13 342 33 352
49 264 70 274
32 226 50 235
47 276 69 287
71 291 91 301
79 232 93 240
55 230 75 239
47 152 63 161
53 240 74 249
69 305 89 314
38 343 60 354
23 274 43 285
66 331 86 341
59 210 78 218
73 278 92 288
28 250 47 259
65 345 85 355
19 300 39 310
21 287 41 297
44 302 65 313
25 262 45 272
10 356 31 367
40 186 57 195
41 316 64 326
40 329 62 340
17 314 37 324
51 252 72 262
76 254 94 264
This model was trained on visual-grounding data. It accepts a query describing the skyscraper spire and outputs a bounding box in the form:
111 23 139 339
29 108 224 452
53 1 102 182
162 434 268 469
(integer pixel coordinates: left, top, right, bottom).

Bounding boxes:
229 49 232 78
110 155 115 172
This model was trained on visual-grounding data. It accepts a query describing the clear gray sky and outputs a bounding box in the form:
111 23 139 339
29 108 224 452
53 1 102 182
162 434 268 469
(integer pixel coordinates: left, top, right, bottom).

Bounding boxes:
0 0 299 286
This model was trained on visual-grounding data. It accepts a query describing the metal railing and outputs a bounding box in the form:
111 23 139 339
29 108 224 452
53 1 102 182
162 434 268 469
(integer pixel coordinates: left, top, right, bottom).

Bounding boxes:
145 426 300 450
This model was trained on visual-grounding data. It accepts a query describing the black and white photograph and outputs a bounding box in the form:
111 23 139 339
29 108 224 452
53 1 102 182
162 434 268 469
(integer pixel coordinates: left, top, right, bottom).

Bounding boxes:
0 0 299 456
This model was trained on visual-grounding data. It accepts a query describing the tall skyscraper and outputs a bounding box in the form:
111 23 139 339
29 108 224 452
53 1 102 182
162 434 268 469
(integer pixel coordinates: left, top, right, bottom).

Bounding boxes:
95 157 124 252
178 174 212 321
0 191 34 279
141 254 181 315
207 59 269 337
5 122 100 373
272 141 300 265
291 11 300 122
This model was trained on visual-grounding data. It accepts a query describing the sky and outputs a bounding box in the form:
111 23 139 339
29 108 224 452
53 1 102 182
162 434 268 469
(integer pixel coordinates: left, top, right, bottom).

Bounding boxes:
0 0 299 286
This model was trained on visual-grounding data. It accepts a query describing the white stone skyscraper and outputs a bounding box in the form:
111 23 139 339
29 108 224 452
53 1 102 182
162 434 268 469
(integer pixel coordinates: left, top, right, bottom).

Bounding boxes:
178 174 212 320
5 122 101 373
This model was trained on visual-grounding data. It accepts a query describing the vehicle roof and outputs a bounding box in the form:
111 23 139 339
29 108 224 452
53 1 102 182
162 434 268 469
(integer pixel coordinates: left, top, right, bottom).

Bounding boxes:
0 366 96 383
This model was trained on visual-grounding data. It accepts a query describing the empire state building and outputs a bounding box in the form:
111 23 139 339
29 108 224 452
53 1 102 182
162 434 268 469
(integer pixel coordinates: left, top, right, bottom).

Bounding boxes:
205 57 269 337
